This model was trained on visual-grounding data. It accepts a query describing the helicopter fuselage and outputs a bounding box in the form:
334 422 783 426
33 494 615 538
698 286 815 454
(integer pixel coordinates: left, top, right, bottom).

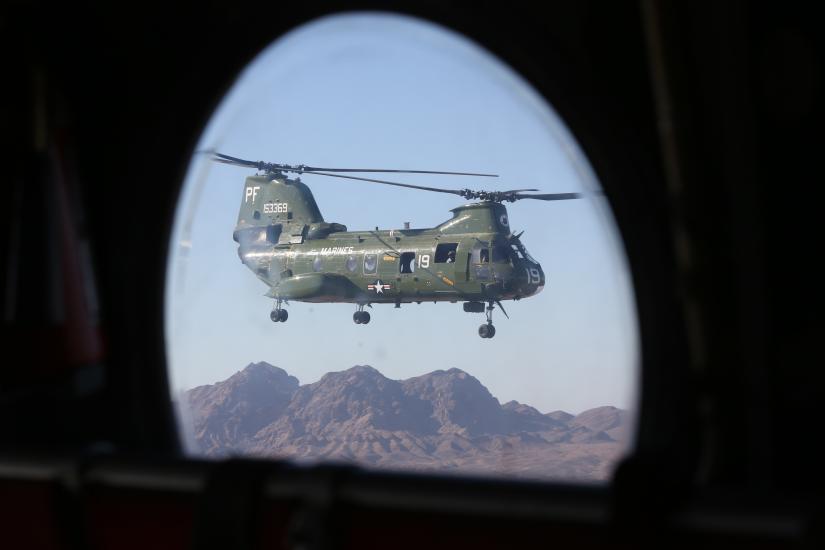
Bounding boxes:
236 201 545 306
230 172 553 336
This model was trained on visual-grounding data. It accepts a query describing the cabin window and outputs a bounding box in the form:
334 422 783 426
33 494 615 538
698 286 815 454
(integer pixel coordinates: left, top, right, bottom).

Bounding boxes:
471 244 490 264
363 253 377 275
434 243 458 263
400 252 415 274
312 256 322 272
510 244 525 260
346 255 358 272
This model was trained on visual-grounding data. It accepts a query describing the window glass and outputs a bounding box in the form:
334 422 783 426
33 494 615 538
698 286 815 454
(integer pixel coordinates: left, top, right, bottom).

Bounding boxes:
166 13 639 484
363 253 377 275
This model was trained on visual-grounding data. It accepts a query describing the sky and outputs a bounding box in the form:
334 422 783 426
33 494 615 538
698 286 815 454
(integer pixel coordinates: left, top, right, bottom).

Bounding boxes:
164 13 639 418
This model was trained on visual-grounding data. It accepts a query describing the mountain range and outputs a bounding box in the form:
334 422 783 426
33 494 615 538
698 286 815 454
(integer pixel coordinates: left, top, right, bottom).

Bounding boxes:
184 362 630 481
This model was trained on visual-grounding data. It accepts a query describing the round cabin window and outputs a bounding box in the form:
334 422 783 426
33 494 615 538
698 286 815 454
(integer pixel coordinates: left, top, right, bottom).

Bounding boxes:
166 13 639 483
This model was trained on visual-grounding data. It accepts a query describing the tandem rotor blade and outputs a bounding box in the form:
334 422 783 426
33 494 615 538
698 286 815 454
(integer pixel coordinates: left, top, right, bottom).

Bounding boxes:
301 166 498 177
510 192 583 201
302 172 572 203
212 152 265 169
210 152 585 203
211 152 498 178
307 171 473 198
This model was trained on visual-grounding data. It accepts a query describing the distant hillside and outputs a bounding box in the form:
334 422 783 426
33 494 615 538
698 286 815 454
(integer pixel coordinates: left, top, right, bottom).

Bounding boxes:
185 362 630 482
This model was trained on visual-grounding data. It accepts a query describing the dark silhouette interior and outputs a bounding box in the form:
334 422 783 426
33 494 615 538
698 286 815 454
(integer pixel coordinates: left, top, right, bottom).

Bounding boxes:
1 2 824 548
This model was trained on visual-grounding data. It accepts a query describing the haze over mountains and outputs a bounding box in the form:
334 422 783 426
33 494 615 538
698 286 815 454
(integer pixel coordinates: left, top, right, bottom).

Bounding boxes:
185 362 630 481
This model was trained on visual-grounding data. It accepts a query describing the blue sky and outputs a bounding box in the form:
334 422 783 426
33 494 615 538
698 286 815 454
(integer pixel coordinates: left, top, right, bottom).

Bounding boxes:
165 13 639 416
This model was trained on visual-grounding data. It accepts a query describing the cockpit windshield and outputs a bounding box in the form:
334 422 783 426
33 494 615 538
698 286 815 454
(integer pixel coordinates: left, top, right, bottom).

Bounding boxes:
511 241 536 263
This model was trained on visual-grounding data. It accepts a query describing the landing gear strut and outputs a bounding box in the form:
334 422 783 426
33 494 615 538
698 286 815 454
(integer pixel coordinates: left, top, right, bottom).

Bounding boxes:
353 304 371 325
270 298 288 323
478 301 497 339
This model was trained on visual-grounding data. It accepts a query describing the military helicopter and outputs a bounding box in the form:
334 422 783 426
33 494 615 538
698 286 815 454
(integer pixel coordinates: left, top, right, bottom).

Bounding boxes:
213 153 582 338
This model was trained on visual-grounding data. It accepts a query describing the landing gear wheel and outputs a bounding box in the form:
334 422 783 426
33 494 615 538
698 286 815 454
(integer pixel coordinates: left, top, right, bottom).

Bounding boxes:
477 301 498 338
479 323 495 338
278 309 288 322
354 305 371 325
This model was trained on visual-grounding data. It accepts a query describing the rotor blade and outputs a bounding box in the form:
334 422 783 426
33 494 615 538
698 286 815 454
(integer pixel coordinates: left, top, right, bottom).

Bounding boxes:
301 166 498 177
212 152 262 168
307 171 472 197
512 192 583 201
212 152 498 177
500 188 539 193
495 300 510 319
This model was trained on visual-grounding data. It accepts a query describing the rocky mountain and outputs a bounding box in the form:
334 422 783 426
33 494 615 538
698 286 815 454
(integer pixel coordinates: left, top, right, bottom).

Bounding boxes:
184 363 630 482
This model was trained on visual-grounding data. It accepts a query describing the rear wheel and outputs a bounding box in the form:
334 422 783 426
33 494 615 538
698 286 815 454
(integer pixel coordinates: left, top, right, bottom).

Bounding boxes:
478 323 496 338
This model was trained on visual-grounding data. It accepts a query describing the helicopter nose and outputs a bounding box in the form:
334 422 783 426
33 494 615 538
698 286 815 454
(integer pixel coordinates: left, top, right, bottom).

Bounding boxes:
520 262 544 297
533 265 545 295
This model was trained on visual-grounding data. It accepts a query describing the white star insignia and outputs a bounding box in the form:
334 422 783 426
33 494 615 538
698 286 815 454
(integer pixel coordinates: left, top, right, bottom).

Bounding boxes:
368 279 390 293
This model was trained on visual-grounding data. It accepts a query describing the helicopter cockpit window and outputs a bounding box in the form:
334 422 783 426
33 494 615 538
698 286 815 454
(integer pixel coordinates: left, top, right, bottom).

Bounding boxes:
166 13 638 486
434 243 458 263
363 253 377 275
492 243 511 263
512 241 536 263
400 252 415 274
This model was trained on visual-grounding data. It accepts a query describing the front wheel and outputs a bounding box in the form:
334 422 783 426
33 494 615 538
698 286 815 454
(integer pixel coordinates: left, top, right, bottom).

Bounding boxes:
478 324 492 338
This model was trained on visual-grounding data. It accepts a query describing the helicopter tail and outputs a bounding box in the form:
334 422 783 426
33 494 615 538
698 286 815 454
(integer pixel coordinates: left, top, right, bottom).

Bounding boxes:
236 174 325 244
